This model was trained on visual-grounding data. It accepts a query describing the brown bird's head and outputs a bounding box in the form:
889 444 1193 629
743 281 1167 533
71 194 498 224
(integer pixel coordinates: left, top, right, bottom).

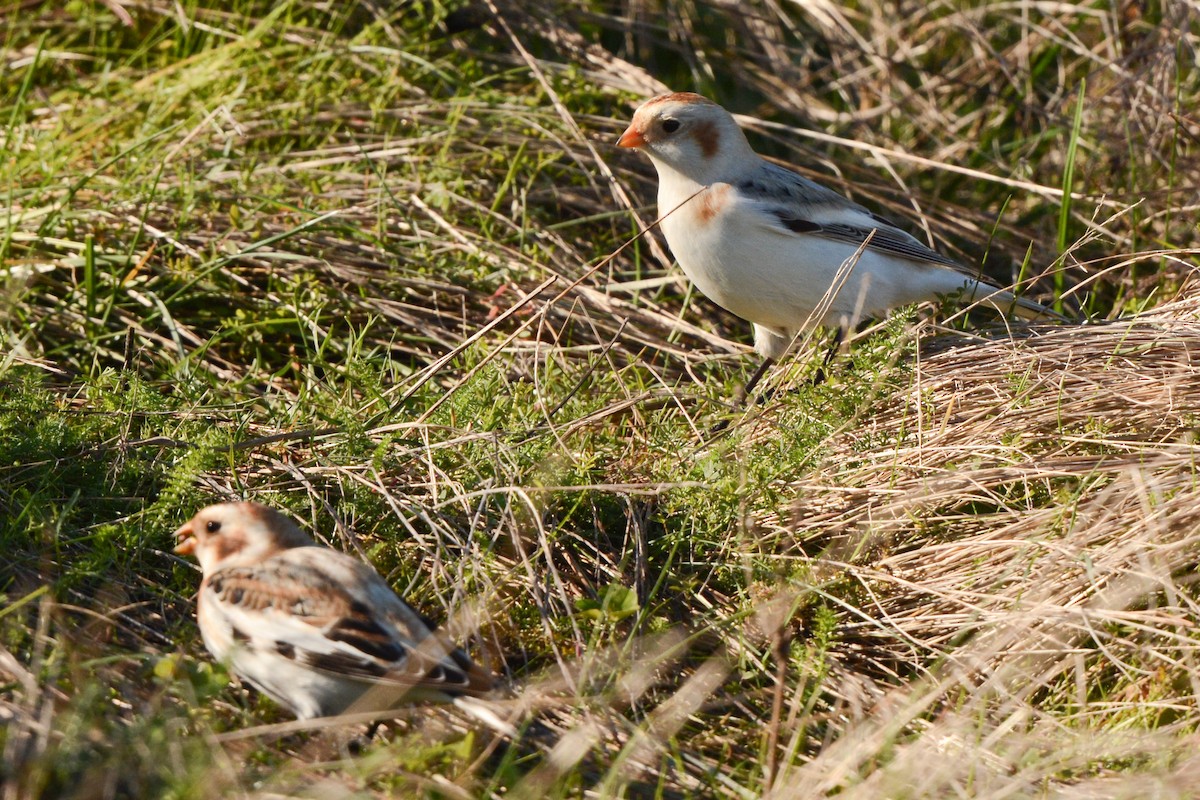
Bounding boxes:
173 502 314 574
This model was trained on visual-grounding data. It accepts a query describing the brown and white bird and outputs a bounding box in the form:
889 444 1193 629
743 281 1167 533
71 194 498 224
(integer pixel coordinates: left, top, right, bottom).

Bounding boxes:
173 502 508 730
617 92 1057 361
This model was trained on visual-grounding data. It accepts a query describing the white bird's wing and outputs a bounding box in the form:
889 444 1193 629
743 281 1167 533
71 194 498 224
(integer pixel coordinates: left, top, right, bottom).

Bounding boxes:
734 168 1063 320
736 162 974 273
205 548 493 696
768 214 968 270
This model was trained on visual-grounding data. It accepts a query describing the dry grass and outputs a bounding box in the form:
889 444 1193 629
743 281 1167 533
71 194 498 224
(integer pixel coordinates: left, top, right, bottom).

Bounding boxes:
745 296 1200 795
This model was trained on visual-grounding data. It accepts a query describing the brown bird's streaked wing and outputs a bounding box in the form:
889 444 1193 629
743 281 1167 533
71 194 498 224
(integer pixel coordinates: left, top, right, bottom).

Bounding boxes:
205 552 493 697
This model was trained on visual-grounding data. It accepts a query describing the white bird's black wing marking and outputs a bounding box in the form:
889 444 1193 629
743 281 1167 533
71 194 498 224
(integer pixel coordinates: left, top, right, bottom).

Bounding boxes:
736 161 973 273
770 214 967 270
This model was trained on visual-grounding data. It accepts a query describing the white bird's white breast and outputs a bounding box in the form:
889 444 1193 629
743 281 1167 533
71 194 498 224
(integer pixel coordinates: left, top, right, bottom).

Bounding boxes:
659 181 850 329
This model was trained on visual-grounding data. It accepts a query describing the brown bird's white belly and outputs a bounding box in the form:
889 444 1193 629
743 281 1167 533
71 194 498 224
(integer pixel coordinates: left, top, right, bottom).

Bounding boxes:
199 585 379 719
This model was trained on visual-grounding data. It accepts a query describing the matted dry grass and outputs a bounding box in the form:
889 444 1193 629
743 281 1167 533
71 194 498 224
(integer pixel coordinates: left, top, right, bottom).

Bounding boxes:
734 294 1200 795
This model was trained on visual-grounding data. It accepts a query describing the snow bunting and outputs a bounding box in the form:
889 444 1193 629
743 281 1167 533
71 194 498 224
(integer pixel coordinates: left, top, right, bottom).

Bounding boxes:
173 502 500 724
617 92 1057 360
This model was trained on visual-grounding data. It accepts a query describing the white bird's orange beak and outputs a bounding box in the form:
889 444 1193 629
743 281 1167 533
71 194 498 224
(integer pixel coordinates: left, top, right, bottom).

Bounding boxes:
617 125 645 148
173 521 197 555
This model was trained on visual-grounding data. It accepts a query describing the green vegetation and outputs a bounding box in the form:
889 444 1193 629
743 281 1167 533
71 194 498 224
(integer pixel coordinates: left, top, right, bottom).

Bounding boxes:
4 1 1200 796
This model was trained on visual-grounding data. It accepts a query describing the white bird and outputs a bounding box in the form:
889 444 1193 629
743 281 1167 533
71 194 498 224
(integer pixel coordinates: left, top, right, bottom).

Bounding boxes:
173 501 510 731
617 92 1057 362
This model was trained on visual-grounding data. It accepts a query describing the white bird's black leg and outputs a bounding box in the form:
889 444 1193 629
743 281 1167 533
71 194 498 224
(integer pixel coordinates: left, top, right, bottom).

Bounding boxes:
809 327 845 387
740 357 775 403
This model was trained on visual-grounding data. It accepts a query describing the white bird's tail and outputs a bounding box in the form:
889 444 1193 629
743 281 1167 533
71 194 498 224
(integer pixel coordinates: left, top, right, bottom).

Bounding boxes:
965 282 1068 323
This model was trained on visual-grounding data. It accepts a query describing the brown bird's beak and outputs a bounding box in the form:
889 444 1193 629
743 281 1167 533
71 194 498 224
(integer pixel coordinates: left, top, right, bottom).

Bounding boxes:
616 125 645 149
173 520 197 556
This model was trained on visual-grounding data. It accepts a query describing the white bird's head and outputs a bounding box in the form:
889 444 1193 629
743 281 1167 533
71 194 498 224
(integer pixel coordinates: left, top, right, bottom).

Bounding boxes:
173 501 314 574
617 92 756 183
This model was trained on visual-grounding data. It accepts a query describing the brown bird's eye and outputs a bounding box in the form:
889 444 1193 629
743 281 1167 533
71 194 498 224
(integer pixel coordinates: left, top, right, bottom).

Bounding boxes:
662 118 681 133
206 520 222 534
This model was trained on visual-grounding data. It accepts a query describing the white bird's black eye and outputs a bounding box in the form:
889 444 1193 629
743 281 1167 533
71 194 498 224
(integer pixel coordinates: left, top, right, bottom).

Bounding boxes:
662 118 681 133
206 520 222 534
